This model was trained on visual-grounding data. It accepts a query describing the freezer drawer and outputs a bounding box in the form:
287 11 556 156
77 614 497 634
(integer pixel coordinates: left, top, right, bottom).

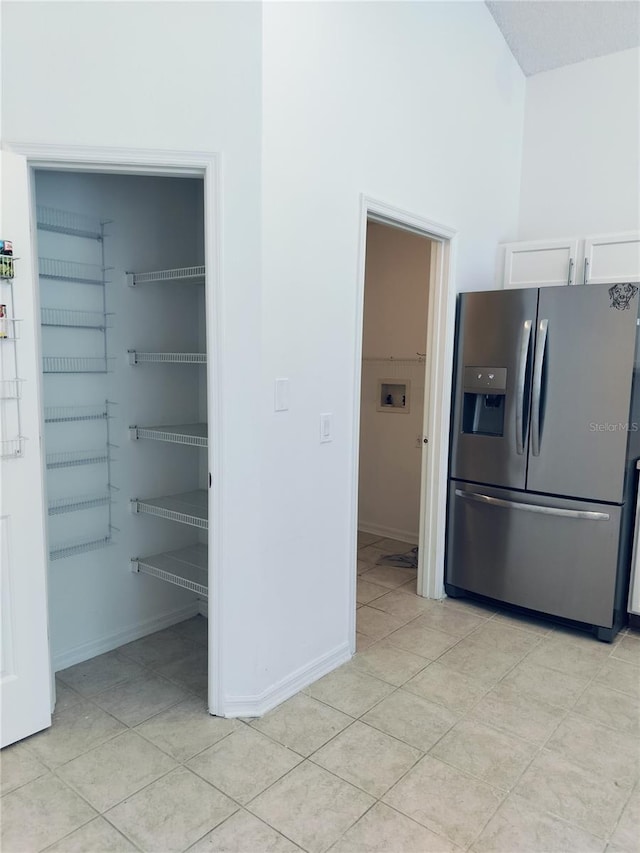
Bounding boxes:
446 480 622 628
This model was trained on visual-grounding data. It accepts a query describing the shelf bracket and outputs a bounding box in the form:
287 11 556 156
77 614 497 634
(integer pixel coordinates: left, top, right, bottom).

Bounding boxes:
126 273 135 288
128 350 138 366
129 426 139 441
130 499 140 514
130 558 140 573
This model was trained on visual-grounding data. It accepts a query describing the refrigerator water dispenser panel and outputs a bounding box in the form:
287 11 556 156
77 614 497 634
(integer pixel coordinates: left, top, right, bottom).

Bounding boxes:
462 366 507 437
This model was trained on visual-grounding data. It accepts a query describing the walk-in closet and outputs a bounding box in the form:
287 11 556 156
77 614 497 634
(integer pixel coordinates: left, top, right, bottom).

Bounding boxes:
34 170 209 696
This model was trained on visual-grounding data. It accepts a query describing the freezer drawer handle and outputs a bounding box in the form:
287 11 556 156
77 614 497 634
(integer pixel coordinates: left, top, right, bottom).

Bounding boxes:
455 489 610 520
515 320 532 455
531 318 548 457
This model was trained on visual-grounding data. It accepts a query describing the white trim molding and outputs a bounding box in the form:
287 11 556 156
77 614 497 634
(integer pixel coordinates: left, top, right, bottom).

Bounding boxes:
222 642 351 719
350 196 457 651
52 602 201 673
357 522 419 546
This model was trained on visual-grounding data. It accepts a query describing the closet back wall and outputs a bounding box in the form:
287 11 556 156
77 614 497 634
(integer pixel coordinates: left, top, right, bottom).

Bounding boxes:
35 171 205 669
358 223 430 542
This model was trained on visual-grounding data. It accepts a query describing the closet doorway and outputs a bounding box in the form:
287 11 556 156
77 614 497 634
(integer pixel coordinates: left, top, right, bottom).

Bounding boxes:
351 199 456 648
2 146 223 747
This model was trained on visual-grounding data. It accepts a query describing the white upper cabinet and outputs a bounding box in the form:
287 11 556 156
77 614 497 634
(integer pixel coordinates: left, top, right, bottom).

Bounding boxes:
502 239 579 289
582 232 640 285
501 232 640 289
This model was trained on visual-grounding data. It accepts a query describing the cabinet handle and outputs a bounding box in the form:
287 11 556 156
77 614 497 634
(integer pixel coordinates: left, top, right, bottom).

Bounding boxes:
583 257 590 285
455 489 609 520
567 258 574 285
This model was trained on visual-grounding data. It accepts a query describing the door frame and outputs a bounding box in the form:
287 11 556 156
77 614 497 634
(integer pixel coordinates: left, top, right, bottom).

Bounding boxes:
3 142 225 715
351 196 457 641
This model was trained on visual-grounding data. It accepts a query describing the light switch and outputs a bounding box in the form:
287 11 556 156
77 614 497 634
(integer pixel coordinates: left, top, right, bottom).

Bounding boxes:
274 378 289 411
320 413 332 443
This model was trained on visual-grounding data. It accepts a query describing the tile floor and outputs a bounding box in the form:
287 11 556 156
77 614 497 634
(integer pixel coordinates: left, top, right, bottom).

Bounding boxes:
1 532 639 852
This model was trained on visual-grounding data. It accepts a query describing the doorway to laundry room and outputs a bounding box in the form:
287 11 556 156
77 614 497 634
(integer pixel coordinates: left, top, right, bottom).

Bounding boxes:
356 219 435 621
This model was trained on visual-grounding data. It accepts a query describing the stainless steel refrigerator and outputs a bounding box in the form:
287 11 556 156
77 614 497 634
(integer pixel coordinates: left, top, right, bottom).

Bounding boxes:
446 283 640 641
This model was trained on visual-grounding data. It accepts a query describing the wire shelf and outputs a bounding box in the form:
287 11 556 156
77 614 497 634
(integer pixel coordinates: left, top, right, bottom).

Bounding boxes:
50 535 113 562
0 318 22 341
46 449 109 469
48 492 111 516
127 265 205 287
39 258 105 286
131 544 208 597
44 403 109 423
41 308 108 330
128 350 206 365
43 356 111 374
131 489 208 529
0 379 23 400
37 206 102 241
130 423 207 447
1 437 25 458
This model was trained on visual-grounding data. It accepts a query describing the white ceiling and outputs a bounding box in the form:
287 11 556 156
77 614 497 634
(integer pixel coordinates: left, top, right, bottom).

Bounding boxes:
486 1 640 76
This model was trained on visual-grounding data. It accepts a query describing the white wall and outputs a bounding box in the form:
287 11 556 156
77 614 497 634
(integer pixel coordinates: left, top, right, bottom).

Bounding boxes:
259 2 525 697
1 1 264 703
518 48 640 240
358 223 430 542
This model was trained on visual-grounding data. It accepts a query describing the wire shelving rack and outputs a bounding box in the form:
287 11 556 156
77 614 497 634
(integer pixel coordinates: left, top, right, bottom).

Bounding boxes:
50 536 113 562
38 208 117 561
37 206 103 241
128 350 206 365
44 403 110 424
46 449 110 469
39 258 107 286
41 308 110 330
131 544 208 597
126 265 205 287
48 492 112 516
43 356 112 374
131 490 208 530
129 423 207 447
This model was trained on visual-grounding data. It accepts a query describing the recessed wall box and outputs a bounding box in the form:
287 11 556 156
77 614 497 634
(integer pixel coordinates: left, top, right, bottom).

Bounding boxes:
377 380 410 413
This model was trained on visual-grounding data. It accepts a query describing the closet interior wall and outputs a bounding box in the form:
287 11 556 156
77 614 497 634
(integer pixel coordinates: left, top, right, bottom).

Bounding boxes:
35 171 206 670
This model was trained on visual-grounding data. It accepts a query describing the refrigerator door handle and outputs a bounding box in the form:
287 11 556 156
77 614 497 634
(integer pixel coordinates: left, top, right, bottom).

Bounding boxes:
454 489 610 520
515 320 532 455
531 318 548 457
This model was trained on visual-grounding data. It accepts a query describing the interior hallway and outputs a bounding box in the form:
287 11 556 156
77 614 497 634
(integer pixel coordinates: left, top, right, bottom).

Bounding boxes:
1 533 638 852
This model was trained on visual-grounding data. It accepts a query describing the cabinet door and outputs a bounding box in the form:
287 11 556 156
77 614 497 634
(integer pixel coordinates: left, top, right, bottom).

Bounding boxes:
0 151 52 747
502 239 579 289
583 232 640 285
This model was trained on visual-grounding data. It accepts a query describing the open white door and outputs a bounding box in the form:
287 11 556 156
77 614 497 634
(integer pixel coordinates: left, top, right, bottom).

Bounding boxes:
0 150 52 747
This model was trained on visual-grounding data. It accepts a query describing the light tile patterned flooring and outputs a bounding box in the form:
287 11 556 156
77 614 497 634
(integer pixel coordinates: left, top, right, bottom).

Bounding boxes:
1 532 639 852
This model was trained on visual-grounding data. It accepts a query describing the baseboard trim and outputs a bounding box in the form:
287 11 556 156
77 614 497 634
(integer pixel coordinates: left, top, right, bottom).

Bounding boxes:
52 602 201 672
358 521 418 545
221 642 352 718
